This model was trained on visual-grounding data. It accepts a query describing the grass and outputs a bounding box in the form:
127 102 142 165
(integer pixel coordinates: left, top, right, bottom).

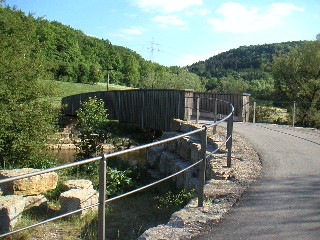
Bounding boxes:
43 80 132 107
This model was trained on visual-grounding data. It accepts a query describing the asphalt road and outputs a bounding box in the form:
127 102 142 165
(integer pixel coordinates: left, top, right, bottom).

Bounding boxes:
194 123 320 240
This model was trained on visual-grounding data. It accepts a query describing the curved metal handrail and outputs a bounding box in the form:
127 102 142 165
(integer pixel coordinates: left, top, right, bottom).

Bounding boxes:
0 98 235 239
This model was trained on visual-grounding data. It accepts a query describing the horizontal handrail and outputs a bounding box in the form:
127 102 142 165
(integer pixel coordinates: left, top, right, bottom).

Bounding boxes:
105 159 204 203
0 96 234 239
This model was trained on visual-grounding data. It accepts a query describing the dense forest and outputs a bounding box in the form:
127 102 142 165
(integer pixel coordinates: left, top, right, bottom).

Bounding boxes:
0 4 204 91
188 41 305 81
187 41 308 101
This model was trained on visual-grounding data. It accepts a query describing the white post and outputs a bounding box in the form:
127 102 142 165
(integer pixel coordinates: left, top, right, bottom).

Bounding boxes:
292 101 296 127
253 101 256 124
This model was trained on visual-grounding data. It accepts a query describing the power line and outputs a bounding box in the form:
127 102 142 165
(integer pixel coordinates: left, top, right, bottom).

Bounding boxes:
148 37 160 61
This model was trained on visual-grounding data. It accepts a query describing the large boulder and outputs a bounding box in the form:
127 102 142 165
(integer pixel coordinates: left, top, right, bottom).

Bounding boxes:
59 188 99 216
0 168 58 196
61 179 93 191
24 195 48 211
0 195 25 232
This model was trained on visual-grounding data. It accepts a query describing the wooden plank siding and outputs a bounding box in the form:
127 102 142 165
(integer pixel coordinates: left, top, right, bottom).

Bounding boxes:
191 92 250 121
61 89 186 131
61 90 250 132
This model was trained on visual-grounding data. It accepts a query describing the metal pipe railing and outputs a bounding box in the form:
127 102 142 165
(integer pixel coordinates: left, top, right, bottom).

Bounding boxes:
0 97 234 240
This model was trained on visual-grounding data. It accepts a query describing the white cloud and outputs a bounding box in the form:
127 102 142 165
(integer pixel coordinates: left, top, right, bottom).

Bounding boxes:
132 0 202 13
208 2 304 33
152 15 187 28
121 27 144 35
186 8 212 16
112 26 145 39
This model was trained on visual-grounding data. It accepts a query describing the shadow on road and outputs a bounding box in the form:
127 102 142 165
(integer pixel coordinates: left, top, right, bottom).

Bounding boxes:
193 174 320 239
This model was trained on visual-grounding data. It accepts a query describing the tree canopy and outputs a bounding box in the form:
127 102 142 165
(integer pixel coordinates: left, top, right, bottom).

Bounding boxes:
0 4 204 91
272 41 320 127
187 41 305 81
0 5 57 168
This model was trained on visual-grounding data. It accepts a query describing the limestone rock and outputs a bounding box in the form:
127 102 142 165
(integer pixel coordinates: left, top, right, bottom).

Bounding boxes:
61 179 93 191
147 145 164 168
59 188 99 216
161 132 179 152
0 168 58 196
0 195 25 232
138 225 191 240
24 195 47 210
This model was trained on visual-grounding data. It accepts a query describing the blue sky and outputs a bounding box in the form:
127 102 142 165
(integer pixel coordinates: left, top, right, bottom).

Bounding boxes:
5 0 320 66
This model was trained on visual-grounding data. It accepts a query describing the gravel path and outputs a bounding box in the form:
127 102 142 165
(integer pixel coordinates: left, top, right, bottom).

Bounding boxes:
194 123 320 240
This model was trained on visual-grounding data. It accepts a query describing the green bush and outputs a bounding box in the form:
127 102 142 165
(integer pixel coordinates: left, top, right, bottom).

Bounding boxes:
75 97 108 159
250 105 288 124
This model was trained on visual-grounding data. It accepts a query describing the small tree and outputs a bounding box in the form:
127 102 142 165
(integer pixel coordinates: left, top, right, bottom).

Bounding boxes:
75 97 108 160
74 97 132 196
316 33 320 41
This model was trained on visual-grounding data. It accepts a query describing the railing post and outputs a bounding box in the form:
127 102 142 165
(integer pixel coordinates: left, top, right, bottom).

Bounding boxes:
253 101 256 124
212 98 218 134
292 101 296 127
196 96 200 124
98 154 107 240
227 110 234 168
198 126 207 207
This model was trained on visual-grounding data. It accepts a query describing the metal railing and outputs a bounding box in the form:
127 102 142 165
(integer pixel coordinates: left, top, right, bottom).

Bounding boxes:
0 98 234 239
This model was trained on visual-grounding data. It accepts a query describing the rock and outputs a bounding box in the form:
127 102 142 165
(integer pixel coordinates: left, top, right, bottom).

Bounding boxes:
100 143 115 152
61 179 93 191
147 145 164 168
0 168 58 196
59 188 99 216
24 195 47 210
180 122 199 133
0 195 25 232
158 151 197 190
1 169 58 196
176 138 191 161
138 225 191 240
161 132 179 152
170 119 182 132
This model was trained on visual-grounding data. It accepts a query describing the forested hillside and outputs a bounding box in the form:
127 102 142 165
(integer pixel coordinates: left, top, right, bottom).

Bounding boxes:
187 41 305 81
0 4 204 91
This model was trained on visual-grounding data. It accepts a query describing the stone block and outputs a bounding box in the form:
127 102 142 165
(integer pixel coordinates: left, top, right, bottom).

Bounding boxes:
170 119 182 132
24 195 48 210
147 145 164 168
158 151 197 190
0 168 58 196
0 195 25 232
176 138 191 161
180 122 199 133
59 188 99 216
190 142 201 164
161 132 179 152
61 179 93 191
138 224 191 240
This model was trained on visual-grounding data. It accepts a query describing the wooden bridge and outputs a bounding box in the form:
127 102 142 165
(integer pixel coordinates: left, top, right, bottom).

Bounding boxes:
62 89 250 131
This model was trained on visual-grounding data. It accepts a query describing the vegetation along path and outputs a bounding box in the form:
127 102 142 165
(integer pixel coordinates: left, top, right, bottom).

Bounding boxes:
195 122 320 240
